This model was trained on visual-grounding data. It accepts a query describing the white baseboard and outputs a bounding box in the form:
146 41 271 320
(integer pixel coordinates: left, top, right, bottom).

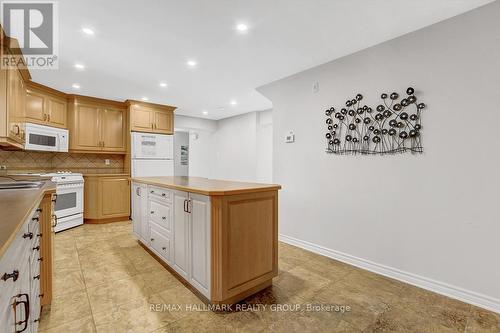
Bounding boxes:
279 234 500 314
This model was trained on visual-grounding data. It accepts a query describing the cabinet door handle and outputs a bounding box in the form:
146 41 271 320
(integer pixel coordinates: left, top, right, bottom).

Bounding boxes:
1 270 19 282
33 246 40 251
162 247 166 251
43 114 47 121
32 217 39 222
183 199 187 212
187 199 192 213
150 238 155 242
136 187 141 196
23 232 33 239
52 215 58 228
150 211 154 214
13 293 29 333
33 275 40 280
36 208 42 213
162 216 166 220
47 114 51 122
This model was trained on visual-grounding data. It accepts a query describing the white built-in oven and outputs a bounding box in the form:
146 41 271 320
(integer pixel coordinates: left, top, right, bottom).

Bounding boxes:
54 181 84 220
24 123 69 152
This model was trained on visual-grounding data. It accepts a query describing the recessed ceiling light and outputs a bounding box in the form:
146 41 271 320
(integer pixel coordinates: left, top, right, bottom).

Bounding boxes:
141 97 149 101
187 60 197 68
202 110 208 115
74 63 85 70
81 27 95 35
236 23 249 32
159 82 167 88
230 100 237 106
72 83 81 89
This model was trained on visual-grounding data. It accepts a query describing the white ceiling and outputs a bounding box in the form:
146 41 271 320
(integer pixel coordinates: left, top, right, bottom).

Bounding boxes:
28 0 492 120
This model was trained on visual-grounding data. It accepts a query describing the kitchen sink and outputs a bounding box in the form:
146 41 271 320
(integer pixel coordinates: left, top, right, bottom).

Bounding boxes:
0 181 44 190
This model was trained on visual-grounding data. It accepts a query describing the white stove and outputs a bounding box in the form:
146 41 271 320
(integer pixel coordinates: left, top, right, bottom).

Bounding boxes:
40 171 84 232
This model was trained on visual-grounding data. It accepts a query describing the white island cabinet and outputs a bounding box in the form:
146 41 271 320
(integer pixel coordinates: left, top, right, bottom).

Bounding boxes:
131 176 280 305
131 183 211 297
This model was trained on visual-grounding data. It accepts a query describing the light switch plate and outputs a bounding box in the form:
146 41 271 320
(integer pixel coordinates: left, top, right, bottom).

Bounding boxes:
285 131 295 143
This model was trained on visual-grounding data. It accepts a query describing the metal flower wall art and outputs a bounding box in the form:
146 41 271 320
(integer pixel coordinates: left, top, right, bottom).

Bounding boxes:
325 87 426 155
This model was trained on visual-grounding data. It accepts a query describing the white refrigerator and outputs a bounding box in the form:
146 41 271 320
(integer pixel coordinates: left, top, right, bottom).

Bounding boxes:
131 132 174 177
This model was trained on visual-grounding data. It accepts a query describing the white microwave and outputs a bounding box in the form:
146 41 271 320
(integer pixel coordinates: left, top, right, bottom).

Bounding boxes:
24 123 69 152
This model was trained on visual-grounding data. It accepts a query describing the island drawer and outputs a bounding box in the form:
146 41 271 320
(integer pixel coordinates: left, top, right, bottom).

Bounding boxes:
149 226 172 263
148 200 173 233
148 186 172 202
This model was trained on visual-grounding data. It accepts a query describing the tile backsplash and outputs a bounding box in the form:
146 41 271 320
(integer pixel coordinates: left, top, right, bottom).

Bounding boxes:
0 150 125 174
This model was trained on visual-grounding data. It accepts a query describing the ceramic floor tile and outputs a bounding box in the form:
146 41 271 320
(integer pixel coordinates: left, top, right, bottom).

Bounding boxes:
87 275 152 315
38 290 92 330
39 315 96 333
41 221 499 333
466 306 500 332
93 294 177 333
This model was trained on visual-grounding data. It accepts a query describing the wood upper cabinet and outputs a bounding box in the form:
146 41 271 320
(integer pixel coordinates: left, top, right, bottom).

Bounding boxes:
101 108 126 151
0 45 26 148
154 110 173 133
84 175 131 221
24 82 67 128
128 100 176 134
72 104 101 150
68 96 127 153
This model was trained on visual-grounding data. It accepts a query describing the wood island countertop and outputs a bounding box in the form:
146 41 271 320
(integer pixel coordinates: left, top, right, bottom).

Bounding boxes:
132 176 281 196
0 179 56 258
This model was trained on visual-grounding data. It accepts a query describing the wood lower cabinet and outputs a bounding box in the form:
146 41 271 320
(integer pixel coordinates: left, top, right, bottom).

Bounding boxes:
128 100 175 134
84 175 131 223
24 81 67 129
68 96 127 153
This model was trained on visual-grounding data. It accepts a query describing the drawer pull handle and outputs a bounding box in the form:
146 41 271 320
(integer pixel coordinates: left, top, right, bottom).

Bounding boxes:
23 232 33 239
151 238 155 241
36 208 42 213
39 294 44 298
150 190 154 194
34 318 40 323
150 211 154 214
33 246 40 251
33 275 40 280
162 216 166 220
32 217 39 222
1 270 19 282
37 233 42 238
38 257 43 262
13 293 29 332
162 247 166 251
161 193 166 197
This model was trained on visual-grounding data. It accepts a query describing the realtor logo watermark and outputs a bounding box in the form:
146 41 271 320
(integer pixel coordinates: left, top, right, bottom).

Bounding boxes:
1 1 59 69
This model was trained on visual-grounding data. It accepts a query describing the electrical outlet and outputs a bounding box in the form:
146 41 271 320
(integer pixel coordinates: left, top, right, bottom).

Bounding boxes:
104 159 110 166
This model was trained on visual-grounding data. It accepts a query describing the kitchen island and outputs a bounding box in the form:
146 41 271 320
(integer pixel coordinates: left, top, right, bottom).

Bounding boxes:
131 176 281 304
